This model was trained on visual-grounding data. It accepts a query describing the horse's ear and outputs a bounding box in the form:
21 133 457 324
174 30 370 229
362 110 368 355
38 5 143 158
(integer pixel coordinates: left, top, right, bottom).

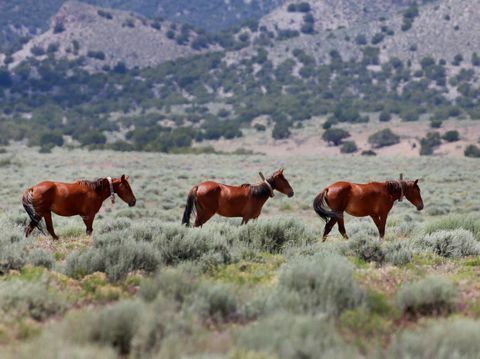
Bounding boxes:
280 168 284 173
414 179 419 185
121 174 128 182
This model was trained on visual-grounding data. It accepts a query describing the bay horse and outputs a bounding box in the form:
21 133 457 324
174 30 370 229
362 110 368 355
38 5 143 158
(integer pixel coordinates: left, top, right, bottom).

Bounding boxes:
313 177 423 240
22 175 136 240
182 169 294 227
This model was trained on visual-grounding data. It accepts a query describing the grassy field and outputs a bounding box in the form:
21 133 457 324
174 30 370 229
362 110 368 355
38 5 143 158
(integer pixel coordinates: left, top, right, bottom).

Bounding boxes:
0 147 480 358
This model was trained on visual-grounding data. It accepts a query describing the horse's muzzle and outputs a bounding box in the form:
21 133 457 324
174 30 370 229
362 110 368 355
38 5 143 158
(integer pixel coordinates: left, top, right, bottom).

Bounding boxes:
288 191 294 198
129 199 136 207
417 204 424 211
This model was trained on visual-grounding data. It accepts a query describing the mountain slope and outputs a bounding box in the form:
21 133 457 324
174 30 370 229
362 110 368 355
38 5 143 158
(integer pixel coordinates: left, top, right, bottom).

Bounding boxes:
9 1 215 69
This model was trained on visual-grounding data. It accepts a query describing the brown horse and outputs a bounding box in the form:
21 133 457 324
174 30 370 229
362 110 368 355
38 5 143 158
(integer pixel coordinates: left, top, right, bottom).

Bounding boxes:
182 169 294 227
22 175 136 240
313 178 423 240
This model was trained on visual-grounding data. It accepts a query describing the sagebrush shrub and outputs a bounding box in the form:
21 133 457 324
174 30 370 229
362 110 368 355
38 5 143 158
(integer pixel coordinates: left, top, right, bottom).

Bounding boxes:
237 218 316 253
190 282 238 323
383 241 412 266
389 318 480 358
89 300 144 355
423 214 480 240
414 229 480 258
396 276 457 316
0 279 66 321
139 268 198 303
238 314 358 359
347 236 385 263
273 254 365 316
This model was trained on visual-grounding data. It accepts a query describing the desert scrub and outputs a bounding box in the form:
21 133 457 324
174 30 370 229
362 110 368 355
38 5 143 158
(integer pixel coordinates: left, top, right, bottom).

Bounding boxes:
423 214 480 240
139 268 198 303
271 254 365 316
396 276 457 316
346 236 412 266
389 318 480 358
237 217 316 253
190 282 239 323
0 231 54 273
64 237 160 281
237 314 358 359
414 229 480 258
0 279 67 321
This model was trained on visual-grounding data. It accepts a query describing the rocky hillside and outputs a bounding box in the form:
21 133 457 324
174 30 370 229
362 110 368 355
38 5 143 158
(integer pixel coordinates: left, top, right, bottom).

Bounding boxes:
244 0 480 68
9 1 215 70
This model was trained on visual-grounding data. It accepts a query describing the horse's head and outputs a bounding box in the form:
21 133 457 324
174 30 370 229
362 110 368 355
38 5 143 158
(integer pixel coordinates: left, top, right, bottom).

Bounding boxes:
404 179 423 211
270 169 294 197
115 175 136 207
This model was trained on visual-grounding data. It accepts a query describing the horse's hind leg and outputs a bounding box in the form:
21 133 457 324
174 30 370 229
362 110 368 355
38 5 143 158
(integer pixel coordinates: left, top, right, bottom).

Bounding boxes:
337 216 349 240
194 209 215 227
43 212 59 240
322 218 337 241
24 222 36 237
370 215 386 240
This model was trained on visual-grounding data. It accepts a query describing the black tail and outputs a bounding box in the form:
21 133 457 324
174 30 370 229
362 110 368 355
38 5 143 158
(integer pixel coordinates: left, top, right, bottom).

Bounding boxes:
313 190 341 222
22 189 45 235
181 187 197 226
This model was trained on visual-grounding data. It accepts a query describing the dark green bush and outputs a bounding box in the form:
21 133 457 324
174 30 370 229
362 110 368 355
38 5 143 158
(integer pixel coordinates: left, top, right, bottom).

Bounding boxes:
396 276 457 316
465 144 480 158
442 130 459 142
368 129 400 148
340 141 357 154
322 128 350 146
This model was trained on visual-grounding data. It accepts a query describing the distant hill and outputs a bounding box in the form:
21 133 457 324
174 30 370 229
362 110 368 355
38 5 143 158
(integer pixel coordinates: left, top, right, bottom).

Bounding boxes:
8 1 215 70
0 0 284 54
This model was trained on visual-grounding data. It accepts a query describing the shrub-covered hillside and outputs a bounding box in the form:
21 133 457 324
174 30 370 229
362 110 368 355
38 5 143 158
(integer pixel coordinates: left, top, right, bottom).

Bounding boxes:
0 148 480 357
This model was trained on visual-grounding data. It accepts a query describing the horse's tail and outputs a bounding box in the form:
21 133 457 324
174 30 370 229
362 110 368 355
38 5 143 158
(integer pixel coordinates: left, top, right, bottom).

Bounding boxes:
22 189 45 234
313 189 341 222
182 186 197 226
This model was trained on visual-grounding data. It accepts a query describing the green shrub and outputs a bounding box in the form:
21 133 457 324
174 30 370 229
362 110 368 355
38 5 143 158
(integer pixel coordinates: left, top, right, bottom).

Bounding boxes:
383 241 412 266
465 144 480 158
238 218 316 253
396 276 457 316
190 282 238 323
347 236 385 264
379 111 391 122
89 300 144 355
0 279 67 321
414 229 480 258
238 314 358 358
368 129 400 148
442 130 459 142
420 132 441 155
340 141 357 154
139 268 197 303
322 128 350 146
273 254 365 316
389 319 480 358
423 214 480 240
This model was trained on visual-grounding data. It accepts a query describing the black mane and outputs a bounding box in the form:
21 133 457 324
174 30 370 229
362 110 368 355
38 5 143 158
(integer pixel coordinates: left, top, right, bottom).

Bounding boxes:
77 178 107 194
385 181 402 197
249 181 272 197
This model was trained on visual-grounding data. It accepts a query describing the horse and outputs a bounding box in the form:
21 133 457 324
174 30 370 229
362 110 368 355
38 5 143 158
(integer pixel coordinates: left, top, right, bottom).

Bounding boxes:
22 175 136 240
182 169 294 227
313 177 423 240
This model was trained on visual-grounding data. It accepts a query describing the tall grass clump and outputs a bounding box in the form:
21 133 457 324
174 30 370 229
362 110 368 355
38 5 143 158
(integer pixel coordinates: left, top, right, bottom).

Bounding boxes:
237 314 358 359
413 229 480 258
237 217 316 253
423 214 480 240
389 318 480 358
0 279 67 321
272 254 365 316
396 276 457 316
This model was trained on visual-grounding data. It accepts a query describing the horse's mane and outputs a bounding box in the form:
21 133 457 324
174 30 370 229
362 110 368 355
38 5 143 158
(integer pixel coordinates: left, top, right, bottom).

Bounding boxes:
385 181 403 197
249 182 272 198
77 178 107 194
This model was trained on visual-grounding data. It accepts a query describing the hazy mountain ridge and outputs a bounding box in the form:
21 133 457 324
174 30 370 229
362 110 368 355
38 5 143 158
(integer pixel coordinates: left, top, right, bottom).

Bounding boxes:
8 1 215 70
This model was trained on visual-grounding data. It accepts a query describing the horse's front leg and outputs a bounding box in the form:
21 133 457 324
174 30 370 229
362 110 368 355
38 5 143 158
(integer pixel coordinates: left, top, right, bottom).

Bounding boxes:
370 215 387 240
82 215 96 236
44 211 59 240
